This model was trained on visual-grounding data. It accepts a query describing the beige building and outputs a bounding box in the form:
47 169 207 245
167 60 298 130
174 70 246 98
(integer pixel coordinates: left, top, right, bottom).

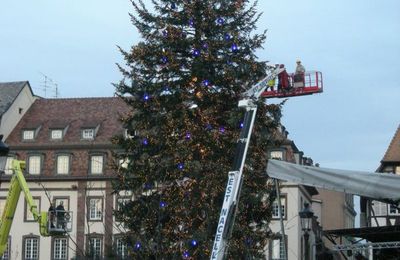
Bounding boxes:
266 127 321 260
0 81 37 139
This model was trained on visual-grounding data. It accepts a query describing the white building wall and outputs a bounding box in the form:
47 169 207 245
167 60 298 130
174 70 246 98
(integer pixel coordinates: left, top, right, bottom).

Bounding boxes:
0 86 37 139
266 183 316 260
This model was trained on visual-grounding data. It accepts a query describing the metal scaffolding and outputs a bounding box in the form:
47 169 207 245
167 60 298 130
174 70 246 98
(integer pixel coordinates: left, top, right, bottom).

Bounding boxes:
333 241 400 251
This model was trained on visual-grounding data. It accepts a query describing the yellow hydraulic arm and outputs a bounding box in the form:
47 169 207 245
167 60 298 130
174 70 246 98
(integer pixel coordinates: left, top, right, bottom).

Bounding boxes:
0 159 49 255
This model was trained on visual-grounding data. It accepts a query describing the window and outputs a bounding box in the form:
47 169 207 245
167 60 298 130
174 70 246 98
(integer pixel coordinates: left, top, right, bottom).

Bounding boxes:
28 155 41 175
88 236 102 259
4 157 14 175
82 129 95 140
56 155 70 175
395 166 400 175
23 130 35 140
269 237 285 260
115 236 128 259
88 198 103 221
23 236 39 260
51 130 63 140
53 237 68 260
25 197 41 222
372 201 387 216
116 197 130 211
272 197 286 219
0 237 10 260
270 151 283 160
90 155 104 174
388 204 400 216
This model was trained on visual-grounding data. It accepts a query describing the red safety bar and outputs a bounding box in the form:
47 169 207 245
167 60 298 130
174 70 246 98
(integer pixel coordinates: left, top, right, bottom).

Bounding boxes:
261 71 323 98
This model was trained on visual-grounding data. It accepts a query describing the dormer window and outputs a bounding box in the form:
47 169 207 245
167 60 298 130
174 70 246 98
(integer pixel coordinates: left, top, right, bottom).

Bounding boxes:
51 129 63 140
22 126 41 141
82 129 95 140
270 150 284 160
23 130 35 140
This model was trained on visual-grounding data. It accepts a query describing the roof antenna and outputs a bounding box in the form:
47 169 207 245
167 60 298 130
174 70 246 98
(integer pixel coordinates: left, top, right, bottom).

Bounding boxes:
38 72 60 98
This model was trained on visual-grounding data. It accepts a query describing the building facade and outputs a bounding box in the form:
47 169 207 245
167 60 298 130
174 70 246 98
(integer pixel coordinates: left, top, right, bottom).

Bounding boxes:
1 97 130 259
359 124 400 258
266 126 321 260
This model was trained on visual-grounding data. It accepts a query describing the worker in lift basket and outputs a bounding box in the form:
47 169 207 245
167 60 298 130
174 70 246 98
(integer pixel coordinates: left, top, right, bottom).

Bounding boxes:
294 59 306 86
266 64 280 91
56 201 66 229
277 64 290 92
48 204 56 228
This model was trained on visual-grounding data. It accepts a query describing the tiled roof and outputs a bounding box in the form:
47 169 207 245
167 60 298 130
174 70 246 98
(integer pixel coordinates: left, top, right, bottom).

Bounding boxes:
381 125 400 162
0 81 29 115
6 97 130 145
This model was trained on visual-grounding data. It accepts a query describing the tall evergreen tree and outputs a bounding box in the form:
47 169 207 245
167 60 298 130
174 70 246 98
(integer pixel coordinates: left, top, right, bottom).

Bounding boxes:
113 0 283 258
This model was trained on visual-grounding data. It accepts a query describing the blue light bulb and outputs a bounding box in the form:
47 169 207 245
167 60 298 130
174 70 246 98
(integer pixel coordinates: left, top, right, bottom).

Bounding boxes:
190 239 198 247
231 43 238 52
239 121 244 128
161 56 168 63
192 49 200 57
185 132 191 139
217 17 224 25
219 126 225 133
160 201 167 208
183 251 190 258
189 18 194 27
143 93 150 101
202 79 210 86
142 138 149 145
245 237 252 245
178 163 184 170
224 33 231 40
134 242 141 250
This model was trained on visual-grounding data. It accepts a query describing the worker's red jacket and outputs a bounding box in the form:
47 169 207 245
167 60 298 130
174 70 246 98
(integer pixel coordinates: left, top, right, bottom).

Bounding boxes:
279 70 290 89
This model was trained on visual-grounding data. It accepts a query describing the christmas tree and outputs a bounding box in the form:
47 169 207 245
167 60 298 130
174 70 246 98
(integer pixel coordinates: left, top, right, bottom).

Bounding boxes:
113 0 283 258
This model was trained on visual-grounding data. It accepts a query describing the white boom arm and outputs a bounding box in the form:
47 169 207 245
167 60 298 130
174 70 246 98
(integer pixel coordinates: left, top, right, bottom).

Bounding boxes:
210 67 283 260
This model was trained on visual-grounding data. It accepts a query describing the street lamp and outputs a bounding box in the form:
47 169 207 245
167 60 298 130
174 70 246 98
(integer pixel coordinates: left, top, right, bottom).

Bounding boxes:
0 135 10 171
299 202 314 260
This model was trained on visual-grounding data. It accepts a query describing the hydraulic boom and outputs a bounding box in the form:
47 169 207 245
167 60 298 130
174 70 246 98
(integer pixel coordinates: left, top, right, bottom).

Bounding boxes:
210 67 283 260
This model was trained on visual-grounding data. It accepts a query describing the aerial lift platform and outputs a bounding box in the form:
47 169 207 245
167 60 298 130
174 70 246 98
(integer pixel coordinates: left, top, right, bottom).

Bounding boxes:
211 65 323 260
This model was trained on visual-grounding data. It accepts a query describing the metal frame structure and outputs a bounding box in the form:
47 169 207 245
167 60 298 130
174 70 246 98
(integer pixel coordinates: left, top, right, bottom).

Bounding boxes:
333 241 400 251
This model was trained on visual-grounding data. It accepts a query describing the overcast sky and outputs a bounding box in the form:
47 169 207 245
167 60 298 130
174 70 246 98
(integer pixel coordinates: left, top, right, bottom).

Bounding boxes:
1 0 399 174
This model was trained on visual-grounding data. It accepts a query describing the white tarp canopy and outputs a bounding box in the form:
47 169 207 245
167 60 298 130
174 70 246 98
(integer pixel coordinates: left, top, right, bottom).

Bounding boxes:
266 159 400 202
